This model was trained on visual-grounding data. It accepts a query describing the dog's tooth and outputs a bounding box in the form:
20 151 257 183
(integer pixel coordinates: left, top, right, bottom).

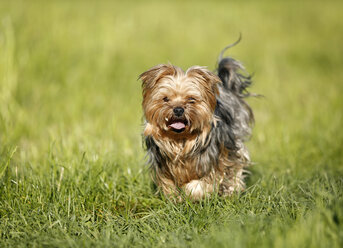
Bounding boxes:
165 117 169 122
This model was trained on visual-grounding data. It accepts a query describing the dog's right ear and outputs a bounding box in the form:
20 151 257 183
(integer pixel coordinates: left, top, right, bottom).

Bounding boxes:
139 64 181 92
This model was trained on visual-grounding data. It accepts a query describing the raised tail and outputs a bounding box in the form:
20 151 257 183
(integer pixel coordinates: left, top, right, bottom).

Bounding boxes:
217 36 253 98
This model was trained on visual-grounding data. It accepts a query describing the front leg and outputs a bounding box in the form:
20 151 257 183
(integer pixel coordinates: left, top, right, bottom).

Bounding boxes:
156 176 182 201
183 179 217 201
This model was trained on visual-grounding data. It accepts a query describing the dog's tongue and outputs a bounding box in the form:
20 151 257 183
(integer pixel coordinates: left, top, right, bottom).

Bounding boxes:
169 122 186 130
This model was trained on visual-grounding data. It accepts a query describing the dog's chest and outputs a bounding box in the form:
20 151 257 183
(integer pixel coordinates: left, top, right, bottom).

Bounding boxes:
156 137 217 186
166 158 199 186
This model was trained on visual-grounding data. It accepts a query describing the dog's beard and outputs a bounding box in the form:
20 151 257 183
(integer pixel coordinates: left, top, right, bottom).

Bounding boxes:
144 103 215 142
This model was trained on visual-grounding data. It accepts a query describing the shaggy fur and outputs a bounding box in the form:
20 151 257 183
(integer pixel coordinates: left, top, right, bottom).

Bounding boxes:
139 41 254 201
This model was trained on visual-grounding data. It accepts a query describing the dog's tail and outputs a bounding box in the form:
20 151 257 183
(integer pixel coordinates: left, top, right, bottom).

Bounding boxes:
217 35 253 98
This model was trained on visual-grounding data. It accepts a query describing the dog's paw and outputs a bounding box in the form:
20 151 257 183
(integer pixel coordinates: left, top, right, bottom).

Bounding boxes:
183 180 213 201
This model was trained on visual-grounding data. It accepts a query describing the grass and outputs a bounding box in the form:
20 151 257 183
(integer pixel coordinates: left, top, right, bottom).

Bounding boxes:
0 0 342 247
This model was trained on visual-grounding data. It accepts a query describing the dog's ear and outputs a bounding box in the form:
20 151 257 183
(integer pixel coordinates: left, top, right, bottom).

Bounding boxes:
139 64 179 92
186 66 221 95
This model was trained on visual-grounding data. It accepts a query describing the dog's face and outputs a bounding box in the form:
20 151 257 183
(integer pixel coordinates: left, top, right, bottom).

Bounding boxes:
140 64 220 138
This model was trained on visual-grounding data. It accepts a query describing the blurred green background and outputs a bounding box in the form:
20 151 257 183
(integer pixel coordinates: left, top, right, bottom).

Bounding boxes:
0 0 342 247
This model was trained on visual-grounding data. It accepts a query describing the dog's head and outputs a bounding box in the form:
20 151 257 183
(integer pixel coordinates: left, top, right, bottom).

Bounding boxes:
140 64 220 139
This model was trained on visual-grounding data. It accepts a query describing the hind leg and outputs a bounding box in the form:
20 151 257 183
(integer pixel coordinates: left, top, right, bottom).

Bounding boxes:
220 166 246 196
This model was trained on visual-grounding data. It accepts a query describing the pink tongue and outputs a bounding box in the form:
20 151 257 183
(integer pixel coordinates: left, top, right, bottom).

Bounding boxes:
169 122 186 130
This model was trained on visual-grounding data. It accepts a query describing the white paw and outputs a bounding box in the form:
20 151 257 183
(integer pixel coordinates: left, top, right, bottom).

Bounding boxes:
184 180 212 201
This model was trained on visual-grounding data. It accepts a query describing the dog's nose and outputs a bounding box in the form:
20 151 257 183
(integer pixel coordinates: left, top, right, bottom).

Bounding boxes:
173 107 184 117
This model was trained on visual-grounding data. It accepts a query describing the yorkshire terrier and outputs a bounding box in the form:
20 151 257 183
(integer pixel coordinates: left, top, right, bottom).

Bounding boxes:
139 38 254 201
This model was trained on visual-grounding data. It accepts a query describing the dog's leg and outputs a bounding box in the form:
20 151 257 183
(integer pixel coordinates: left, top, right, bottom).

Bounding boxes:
219 143 249 196
220 167 245 196
157 177 182 201
183 179 217 201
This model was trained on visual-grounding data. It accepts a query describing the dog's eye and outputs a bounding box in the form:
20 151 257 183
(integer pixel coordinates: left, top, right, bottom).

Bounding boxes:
188 97 196 103
163 97 169 102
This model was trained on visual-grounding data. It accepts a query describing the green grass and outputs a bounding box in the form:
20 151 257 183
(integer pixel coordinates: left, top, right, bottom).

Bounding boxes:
0 0 342 247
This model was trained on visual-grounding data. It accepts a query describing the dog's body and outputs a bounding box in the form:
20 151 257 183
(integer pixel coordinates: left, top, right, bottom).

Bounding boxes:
140 42 254 201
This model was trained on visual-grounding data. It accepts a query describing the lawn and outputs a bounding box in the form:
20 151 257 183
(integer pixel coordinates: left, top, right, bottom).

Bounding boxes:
0 0 342 247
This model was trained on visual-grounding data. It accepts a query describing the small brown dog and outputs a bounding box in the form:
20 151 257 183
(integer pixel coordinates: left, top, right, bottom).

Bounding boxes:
139 40 254 201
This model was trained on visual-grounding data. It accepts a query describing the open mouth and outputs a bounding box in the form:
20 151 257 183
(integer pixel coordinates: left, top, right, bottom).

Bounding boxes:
167 118 188 133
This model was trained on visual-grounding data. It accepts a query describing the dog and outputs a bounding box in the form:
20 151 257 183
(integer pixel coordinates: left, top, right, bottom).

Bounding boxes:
139 38 254 201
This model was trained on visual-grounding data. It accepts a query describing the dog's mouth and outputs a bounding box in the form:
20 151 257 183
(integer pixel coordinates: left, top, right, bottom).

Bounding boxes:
167 118 188 133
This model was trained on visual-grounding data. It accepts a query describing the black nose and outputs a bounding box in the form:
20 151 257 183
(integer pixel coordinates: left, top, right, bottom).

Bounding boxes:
173 107 184 117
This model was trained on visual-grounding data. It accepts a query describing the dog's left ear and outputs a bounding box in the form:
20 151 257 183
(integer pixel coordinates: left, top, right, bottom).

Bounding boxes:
186 66 221 95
